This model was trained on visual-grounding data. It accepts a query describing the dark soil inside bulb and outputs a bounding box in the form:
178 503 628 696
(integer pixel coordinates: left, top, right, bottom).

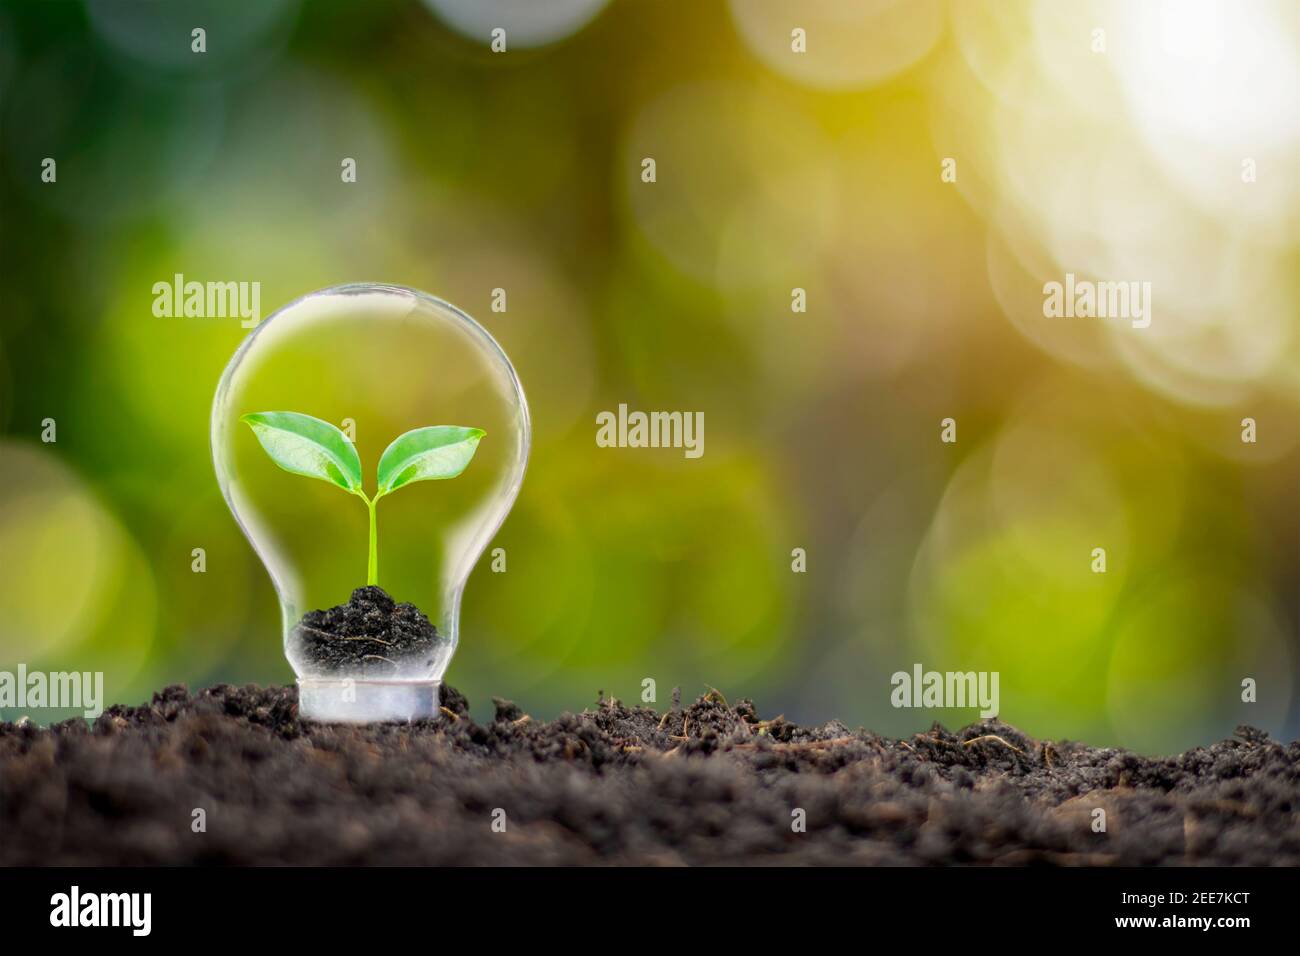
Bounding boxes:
294 585 442 677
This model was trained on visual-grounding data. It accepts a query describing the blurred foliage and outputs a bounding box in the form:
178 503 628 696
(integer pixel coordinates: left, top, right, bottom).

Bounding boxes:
0 0 1296 752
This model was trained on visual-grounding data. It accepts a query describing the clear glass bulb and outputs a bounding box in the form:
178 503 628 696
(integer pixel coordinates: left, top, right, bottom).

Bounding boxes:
211 284 530 722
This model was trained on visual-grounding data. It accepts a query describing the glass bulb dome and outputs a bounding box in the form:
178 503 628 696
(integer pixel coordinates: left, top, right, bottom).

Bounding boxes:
211 284 530 722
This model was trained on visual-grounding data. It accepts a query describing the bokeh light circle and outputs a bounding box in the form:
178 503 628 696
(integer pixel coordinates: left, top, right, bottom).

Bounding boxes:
421 0 610 48
728 0 943 90
946 0 1300 411
0 441 157 695
85 0 300 75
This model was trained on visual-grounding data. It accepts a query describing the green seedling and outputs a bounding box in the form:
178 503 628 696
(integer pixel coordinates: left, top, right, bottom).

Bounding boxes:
240 411 484 586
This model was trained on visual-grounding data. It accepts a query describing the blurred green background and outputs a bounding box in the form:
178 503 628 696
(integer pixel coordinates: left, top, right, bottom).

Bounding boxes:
1 0 1297 753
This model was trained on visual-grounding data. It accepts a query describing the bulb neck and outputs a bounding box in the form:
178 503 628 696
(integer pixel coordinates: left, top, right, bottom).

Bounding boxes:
297 678 440 723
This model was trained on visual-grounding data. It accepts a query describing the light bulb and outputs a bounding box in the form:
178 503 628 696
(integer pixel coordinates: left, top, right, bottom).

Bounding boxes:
211 284 530 722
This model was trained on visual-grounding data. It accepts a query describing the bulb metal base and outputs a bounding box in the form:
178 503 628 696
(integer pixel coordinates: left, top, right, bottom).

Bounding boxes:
297 677 441 723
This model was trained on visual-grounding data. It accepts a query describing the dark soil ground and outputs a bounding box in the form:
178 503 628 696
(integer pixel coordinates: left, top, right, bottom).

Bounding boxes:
295 586 443 677
1 684 1296 865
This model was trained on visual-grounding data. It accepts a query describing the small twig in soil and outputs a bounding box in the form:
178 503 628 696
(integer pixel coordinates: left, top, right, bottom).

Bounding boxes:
439 706 460 721
361 655 396 666
963 734 1024 754
751 716 786 736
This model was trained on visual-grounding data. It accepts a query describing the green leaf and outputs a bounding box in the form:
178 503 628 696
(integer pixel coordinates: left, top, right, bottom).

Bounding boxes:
376 426 485 496
240 411 363 494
